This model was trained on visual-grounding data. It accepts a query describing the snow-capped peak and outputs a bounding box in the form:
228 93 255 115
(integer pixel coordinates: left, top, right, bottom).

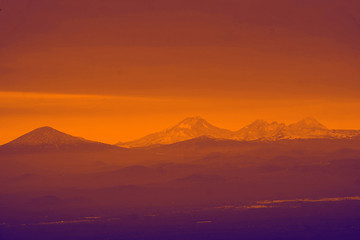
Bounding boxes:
177 116 207 125
118 117 233 147
289 117 328 130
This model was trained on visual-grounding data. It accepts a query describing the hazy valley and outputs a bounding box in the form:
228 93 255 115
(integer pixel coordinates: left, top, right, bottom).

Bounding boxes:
1 117 360 239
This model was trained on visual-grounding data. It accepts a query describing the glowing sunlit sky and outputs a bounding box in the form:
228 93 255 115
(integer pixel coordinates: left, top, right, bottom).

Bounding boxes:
1 0 360 144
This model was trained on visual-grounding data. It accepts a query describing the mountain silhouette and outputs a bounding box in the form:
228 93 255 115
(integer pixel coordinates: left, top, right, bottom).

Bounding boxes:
0 126 117 153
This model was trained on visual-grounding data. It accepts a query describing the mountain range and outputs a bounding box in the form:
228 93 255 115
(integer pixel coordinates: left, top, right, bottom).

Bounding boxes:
117 117 360 147
1 117 360 151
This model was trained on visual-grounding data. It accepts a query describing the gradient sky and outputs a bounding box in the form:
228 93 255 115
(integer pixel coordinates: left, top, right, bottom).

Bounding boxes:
1 0 360 144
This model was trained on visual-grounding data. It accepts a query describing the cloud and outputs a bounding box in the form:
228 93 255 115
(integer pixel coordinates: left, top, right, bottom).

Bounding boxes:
0 91 155 101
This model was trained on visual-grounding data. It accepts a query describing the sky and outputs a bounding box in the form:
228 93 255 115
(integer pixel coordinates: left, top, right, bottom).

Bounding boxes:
1 0 360 144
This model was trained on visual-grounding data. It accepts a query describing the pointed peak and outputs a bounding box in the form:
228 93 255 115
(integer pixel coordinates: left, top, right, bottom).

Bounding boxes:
176 116 209 129
299 117 319 122
30 126 61 133
180 116 207 123
297 117 320 124
23 126 72 138
291 117 327 129
253 119 268 124
36 126 55 130
247 119 269 127
4 126 88 147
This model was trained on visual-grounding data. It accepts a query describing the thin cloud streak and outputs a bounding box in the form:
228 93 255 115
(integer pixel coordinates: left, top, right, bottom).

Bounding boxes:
0 91 164 101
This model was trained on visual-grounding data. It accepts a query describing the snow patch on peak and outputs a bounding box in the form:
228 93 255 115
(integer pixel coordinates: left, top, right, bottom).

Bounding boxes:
175 116 210 129
248 119 269 127
179 116 206 124
178 123 193 129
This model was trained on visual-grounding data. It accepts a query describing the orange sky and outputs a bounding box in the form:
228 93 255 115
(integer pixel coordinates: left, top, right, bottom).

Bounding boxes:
1 0 360 144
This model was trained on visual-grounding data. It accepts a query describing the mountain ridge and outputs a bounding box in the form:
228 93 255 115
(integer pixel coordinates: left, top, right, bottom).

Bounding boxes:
117 117 360 147
2 117 360 150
